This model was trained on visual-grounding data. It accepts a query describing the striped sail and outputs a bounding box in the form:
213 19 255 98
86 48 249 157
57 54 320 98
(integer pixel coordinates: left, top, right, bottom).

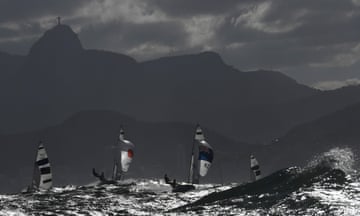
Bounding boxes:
112 127 135 181
250 155 261 181
32 142 52 190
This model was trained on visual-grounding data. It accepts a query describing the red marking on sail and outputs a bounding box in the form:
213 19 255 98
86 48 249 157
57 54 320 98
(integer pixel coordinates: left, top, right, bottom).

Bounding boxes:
128 149 134 158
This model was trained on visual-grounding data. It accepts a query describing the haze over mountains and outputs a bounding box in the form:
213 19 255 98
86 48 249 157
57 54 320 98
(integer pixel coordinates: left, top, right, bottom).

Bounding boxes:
2 24 360 141
268 102 360 168
1 24 360 192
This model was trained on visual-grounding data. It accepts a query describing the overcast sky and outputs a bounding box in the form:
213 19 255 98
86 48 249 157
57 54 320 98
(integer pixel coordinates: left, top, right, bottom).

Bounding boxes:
1 0 360 88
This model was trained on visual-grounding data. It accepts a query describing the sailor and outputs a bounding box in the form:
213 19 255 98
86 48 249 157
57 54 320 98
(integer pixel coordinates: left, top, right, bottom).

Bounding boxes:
164 174 177 188
172 179 177 187
93 168 108 182
164 174 171 184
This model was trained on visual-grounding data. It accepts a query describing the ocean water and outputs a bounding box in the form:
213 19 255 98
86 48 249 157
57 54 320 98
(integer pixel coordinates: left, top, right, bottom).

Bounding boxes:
0 147 359 215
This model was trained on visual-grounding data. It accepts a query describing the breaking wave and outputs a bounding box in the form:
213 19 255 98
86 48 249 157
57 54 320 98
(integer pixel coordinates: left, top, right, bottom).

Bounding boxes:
305 147 355 175
174 147 359 215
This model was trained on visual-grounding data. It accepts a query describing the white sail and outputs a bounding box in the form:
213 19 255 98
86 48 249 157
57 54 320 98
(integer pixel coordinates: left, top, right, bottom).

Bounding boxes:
198 140 213 177
32 142 52 190
120 140 134 172
113 127 134 180
189 124 213 183
250 155 261 181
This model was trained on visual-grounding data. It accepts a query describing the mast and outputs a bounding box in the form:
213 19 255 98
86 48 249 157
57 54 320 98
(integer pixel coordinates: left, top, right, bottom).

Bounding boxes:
188 124 203 184
112 127 124 181
30 142 41 191
112 159 119 181
188 140 195 183
250 165 255 182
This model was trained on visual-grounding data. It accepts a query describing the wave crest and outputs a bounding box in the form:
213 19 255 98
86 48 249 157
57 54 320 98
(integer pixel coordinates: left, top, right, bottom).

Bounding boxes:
306 147 355 175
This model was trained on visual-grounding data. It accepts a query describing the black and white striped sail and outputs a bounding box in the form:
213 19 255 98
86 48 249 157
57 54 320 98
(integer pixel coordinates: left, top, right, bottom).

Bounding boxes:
112 127 135 181
189 125 214 184
32 142 52 190
250 155 261 181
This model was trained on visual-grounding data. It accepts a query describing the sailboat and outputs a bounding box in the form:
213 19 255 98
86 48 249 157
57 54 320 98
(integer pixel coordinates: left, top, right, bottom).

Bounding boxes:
24 141 52 192
168 124 214 192
112 127 135 181
189 124 214 183
92 126 135 184
250 155 261 181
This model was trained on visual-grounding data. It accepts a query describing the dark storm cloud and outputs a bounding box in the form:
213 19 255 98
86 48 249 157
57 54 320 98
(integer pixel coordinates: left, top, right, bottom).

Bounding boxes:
79 20 188 59
0 22 48 54
267 0 360 47
146 0 247 17
0 23 44 38
262 0 355 21
0 38 36 56
218 34 337 70
213 3 360 70
205 0 360 83
0 0 88 22
1 0 360 85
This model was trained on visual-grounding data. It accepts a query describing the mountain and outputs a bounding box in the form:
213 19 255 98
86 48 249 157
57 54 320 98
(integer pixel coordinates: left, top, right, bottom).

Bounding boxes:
0 51 24 69
259 101 360 170
28 24 83 61
0 24 316 140
1 24 139 133
1 24 360 144
238 85 360 143
0 51 24 87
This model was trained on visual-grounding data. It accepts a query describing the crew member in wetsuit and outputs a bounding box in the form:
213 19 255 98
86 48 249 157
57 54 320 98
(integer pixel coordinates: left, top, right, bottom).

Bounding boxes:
164 174 171 184
92 168 104 181
92 168 114 183
164 174 177 188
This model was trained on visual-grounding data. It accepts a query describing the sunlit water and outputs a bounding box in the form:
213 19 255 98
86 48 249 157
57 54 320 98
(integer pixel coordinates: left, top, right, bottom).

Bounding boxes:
0 147 359 216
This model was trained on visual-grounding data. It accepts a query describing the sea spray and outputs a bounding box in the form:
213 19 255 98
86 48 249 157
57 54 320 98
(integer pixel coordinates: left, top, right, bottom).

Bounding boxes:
171 147 354 214
305 147 355 175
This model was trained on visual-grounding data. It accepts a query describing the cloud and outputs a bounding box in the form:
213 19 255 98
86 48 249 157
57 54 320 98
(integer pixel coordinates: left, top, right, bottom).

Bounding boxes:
309 43 360 68
182 15 225 48
144 0 246 17
232 2 303 33
312 78 360 90
75 0 168 25
78 20 188 60
0 0 88 23
352 0 360 6
126 42 175 59
2 0 360 84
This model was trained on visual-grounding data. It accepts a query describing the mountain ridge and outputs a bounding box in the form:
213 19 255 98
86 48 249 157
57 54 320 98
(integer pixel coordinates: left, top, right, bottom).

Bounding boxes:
0 24 359 144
